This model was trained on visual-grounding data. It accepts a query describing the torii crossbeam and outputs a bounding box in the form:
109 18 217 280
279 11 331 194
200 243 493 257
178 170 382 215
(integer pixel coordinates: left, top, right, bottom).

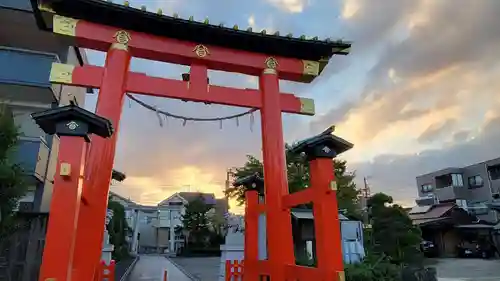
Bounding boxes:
31 1 351 280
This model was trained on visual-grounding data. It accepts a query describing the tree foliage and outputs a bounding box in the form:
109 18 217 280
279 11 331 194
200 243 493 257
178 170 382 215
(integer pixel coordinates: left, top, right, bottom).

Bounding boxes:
345 254 402 281
225 144 360 218
181 195 212 247
0 105 27 240
345 193 425 281
107 200 131 261
366 193 423 266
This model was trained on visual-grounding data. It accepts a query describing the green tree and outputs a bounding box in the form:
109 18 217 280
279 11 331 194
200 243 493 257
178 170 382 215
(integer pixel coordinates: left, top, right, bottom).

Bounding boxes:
107 200 131 261
0 105 27 241
225 144 360 218
181 195 212 247
367 193 423 265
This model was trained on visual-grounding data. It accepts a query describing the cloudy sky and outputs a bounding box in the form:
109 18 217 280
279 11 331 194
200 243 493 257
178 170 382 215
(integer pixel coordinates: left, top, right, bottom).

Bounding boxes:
83 0 500 211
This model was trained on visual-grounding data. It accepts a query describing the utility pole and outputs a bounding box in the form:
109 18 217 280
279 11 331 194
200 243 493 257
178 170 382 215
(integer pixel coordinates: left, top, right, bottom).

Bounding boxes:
224 168 233 208
362 177 371 198
361 177 371 226
225 168 233 191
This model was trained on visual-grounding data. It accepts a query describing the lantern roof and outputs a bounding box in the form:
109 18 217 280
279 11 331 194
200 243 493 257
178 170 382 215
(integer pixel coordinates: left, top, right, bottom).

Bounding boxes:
32 0 351 61
289 126 354 157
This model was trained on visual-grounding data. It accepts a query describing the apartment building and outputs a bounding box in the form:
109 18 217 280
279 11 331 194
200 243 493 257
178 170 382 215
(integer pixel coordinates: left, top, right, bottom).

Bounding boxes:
415 157 500 222
0 1 89 279
1 0 90 213
109 191 229 255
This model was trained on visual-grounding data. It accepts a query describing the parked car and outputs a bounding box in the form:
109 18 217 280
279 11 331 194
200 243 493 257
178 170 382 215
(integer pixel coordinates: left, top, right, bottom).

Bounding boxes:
420 240 438 257
457 241 495 259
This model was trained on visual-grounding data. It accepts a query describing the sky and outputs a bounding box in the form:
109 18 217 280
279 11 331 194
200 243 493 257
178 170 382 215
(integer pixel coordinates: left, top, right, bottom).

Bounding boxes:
83 0 500 211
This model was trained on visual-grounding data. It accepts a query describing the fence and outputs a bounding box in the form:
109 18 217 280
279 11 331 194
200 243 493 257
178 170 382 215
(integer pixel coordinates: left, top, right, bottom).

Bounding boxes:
224 260 346 281
0 215 47 281
225 260 439 281
96 260 115 281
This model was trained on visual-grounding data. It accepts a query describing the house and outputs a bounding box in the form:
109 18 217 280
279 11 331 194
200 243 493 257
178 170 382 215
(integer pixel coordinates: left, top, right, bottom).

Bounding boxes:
415 158 500 222
412 158 500 257
109 191 228 256
0 0 89 279
408 203 488 256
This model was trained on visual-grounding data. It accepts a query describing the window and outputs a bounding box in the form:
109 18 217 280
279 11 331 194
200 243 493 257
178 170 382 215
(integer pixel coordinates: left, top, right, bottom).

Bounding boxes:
488 165 500 181
421 184 433 193
451 174 464 187
468 175 484 188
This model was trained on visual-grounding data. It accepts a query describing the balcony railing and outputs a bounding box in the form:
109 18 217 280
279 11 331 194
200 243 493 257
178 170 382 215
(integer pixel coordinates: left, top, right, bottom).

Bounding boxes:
434 185 467 202
152 218 182 228
14 137 50 182
0 47 60 103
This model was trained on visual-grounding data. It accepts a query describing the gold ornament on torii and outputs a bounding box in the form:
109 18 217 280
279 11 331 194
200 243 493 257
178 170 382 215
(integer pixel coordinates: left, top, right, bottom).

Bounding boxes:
193 44 210 58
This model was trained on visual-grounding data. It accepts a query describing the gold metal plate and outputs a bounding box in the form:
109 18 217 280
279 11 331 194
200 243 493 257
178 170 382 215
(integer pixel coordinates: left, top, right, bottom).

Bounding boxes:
50 63 75 84
265 57 278 70
302 60 320 77
60 163 71 177
330 180 338 191
53 15 78 37
193 44 210 58
338 271 345 281
114 30 131 45
263 68 277 74
299 97 315 115
300 59 329 83
38 3 55 13
338 47 351 54
111 43 129 51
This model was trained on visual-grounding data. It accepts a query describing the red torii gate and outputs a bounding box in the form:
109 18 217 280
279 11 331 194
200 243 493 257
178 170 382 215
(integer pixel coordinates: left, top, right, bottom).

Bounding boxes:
31 1 351 280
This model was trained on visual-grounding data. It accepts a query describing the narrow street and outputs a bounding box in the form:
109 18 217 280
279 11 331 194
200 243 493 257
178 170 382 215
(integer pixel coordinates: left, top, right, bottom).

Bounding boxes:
127 255 192 281
433 258 500 281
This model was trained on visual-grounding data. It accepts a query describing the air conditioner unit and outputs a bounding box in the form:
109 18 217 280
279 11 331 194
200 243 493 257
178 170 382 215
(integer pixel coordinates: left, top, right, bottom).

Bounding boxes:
415 193 439 206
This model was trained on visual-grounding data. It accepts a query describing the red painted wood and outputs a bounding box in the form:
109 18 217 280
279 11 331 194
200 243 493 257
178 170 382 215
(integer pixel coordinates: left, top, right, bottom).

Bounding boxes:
244 191 259 281
74 19 309 82
259 70 295 281
282 187 315 208
72 47 131 281
61 65 308 115
188 64 209 96
284 264 323 281
255 202 266 214
39 136 87 281
310 158 344 279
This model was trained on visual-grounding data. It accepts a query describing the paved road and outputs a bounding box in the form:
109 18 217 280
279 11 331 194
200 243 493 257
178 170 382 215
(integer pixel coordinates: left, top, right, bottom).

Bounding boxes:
165 256 500 281
433 258 500 281
170 257 220 281
127 255 192 281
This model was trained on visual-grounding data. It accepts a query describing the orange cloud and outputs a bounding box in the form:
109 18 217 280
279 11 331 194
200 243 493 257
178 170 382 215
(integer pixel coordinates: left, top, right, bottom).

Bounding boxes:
341 0 361 19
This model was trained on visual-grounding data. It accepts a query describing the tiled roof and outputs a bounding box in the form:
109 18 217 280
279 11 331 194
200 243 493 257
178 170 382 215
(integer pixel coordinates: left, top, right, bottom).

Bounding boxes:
178 192 217 205
33 0 351 61
409 203 455 225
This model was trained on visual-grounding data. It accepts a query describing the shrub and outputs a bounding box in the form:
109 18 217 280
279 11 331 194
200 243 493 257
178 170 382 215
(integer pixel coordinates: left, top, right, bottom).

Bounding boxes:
345 255 402 281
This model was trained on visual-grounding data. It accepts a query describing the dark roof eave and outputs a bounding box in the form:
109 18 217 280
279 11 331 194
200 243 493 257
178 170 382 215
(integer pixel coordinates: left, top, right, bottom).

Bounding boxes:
33 0 351 61
111 169 126 182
